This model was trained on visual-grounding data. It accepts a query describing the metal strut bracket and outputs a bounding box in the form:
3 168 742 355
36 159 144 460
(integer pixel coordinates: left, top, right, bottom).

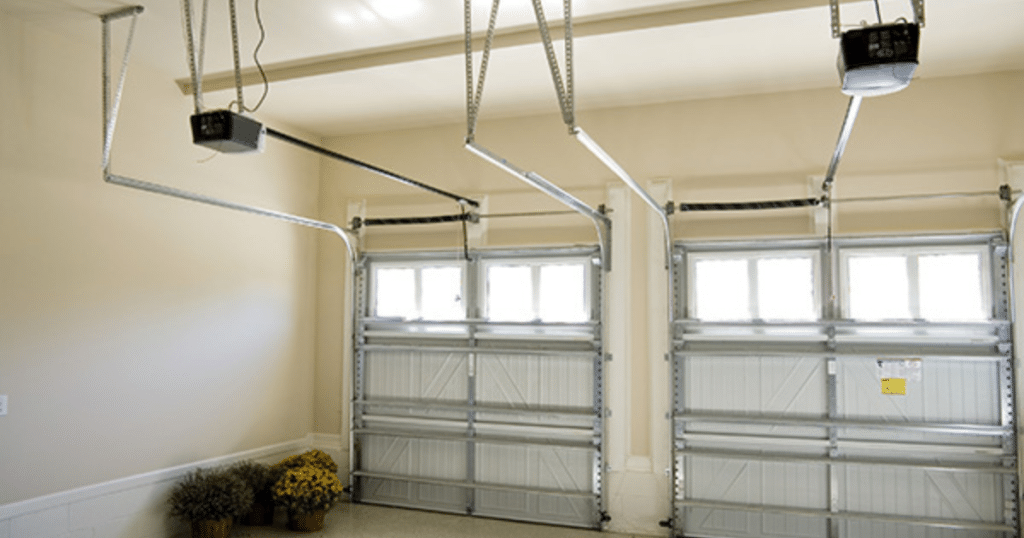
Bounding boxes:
829 0 925 38
523 0 674 272
100 7 358 262
465 141 612 270
463 0 611 271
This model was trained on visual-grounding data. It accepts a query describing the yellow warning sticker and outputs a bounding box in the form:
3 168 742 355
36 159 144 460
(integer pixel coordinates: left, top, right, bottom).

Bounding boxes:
881 378 906 395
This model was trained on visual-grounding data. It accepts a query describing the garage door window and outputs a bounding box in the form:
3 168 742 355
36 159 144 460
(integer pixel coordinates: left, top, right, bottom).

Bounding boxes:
371 263 465 320
484 261 590 323
689 252 819 321
842 247 989 321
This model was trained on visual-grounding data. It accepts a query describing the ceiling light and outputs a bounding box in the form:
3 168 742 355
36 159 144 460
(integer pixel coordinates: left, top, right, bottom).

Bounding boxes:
369 0 422 20
358 8 376 22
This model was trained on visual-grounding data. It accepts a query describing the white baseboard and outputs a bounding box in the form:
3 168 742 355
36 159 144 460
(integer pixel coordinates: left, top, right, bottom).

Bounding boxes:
0 436 319 538
307 432 345 451
2 433 659 538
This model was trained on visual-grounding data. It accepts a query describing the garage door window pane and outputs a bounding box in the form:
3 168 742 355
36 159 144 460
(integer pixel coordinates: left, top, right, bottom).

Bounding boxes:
919 254 985 321
488 266 533 322
421 267 465 320
375 268 416 319
758 258 815 321
694 259 749 320
539 264 587 323
847 256 910 320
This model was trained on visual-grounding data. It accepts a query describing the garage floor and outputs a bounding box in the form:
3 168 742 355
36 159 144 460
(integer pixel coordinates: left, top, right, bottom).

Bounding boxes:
232 502 642 538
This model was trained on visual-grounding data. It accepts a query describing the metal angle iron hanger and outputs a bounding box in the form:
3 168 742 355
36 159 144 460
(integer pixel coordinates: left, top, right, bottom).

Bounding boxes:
524 0 675 273
179 0 479 222
100 6 358 262
463 0 611 271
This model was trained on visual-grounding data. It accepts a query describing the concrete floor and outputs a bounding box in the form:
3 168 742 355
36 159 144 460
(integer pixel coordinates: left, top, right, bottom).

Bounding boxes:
232 502 646 538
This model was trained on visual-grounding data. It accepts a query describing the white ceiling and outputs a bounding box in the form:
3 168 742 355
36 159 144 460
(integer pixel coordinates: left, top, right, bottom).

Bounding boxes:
3 0 1023 136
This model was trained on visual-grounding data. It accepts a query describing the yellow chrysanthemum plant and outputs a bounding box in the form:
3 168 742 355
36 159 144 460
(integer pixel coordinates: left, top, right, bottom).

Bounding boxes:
273 449 339 474
271 450 343 515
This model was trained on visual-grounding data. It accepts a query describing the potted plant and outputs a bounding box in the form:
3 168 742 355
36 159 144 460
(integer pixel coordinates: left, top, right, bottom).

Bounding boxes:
227 460 281 526
271 465 343 532
273 449 339 474
168 467 253 538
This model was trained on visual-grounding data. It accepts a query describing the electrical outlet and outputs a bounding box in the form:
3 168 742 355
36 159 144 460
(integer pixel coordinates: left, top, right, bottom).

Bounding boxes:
0 395 7 416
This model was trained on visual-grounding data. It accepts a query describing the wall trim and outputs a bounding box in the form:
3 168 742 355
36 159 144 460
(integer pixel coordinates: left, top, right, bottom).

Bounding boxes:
0 437 308 521
307 432 345 451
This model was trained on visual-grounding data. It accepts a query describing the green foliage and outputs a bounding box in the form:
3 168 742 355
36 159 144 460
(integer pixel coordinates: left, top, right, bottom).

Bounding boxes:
226 460 281 499
168 467 254 522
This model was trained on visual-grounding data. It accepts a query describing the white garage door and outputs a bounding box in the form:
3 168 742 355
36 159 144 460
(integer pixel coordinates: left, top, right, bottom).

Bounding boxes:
352 247 606 528
672 234 1017 538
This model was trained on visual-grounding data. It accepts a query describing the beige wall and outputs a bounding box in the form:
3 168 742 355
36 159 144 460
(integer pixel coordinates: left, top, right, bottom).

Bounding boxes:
3 1 1020 527
315 69 1023 532
0 12 322 505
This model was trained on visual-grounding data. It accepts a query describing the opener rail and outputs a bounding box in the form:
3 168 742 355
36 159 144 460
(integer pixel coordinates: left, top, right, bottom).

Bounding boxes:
179 0 478 210
821 95 863 192
101 7 357 262
265 128 479 209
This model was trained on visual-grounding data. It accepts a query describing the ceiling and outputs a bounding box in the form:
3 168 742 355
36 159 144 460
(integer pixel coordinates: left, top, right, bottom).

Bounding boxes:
2 0 1023 137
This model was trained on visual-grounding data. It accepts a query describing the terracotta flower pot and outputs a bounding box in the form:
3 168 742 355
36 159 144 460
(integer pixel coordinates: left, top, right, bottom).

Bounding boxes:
287 509 326 532
191 518 231 538
240 499 275 526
